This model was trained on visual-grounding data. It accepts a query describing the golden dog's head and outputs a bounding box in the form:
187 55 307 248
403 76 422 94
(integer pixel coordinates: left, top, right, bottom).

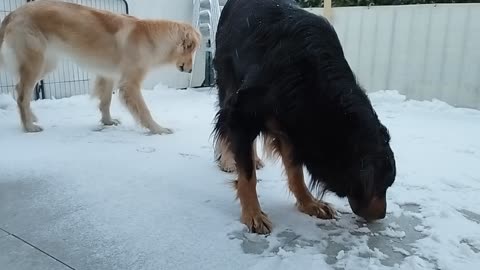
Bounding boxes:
173 24 201 73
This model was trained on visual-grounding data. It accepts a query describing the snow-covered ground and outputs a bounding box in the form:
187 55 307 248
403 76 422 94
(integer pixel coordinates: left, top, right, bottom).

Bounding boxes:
1 85 479 270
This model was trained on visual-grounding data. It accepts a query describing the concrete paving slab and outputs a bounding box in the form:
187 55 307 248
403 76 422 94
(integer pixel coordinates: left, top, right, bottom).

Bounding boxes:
0 235 70 270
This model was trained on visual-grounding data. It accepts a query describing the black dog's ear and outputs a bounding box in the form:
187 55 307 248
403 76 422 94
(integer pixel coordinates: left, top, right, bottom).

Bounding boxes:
359 160 376 199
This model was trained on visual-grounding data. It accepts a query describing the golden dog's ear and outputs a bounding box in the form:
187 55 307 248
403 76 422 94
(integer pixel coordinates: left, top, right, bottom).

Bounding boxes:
180 25 200 53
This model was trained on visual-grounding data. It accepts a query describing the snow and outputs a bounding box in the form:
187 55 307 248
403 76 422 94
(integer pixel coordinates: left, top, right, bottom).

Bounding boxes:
379 227 406 239
1 85 480 270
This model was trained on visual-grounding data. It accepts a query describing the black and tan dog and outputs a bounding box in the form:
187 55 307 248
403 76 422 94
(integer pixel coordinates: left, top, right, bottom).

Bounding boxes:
213 0 396 234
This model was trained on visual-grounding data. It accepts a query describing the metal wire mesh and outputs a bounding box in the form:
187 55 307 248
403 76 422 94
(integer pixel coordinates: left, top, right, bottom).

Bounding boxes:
0 0 128 100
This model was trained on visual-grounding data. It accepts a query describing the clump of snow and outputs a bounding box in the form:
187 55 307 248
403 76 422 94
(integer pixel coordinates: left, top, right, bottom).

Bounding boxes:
380 227 406 238
415 225 425 232
1 87 480 269
392 247 411 256
388 222 400 229
355 227 371 234
336 250 346 260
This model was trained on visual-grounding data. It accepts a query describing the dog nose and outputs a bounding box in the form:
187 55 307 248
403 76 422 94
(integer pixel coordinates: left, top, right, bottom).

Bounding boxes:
348 196 387 222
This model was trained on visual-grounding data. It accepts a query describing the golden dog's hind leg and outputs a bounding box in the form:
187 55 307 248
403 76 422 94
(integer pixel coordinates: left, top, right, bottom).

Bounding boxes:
215 137 236 172
93 76 119 126
278 137 336 219
216 139 264 173
16 53 44 133
253 140 265 169
118 71 173 135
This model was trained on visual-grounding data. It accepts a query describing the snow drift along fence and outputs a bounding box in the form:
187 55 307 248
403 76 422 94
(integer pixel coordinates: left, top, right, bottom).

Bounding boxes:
0 0 129 100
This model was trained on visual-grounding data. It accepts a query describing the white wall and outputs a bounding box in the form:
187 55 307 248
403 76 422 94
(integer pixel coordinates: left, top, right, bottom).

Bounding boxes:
307 4 480 109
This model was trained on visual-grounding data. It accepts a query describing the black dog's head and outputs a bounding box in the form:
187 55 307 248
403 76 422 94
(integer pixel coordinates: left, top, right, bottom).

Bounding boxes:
343 122 396 221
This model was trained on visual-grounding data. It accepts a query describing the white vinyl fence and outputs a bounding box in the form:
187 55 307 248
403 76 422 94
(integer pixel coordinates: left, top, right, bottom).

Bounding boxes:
307 4 480 109
2 2 478 110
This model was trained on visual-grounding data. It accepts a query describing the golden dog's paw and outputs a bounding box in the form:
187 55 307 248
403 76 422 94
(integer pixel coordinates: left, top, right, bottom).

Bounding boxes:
241 210 272 234
102 118 121 126
218 158 263 173
151 125 174 135
24 124 43 133
297 199 336 219
218 156 236 173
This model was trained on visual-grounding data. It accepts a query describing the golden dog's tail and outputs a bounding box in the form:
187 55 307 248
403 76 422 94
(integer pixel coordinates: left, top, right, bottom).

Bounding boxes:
0 12 13 68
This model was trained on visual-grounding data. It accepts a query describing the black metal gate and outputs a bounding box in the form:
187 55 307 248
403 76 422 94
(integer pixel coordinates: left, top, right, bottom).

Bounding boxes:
0 0 129 100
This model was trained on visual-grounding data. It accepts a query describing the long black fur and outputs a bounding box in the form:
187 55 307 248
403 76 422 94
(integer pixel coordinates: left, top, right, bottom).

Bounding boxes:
213 0 396 214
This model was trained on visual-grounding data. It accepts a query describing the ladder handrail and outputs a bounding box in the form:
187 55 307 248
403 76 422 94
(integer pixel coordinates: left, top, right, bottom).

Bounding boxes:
190 0 221 88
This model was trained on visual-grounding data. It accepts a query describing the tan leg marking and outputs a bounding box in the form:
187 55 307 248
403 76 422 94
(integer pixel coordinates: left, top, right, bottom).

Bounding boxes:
235 167 272 234
279 138 336 219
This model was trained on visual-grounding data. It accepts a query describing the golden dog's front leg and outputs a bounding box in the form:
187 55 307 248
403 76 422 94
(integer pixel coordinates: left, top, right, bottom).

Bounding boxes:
118 70 173 135
93 76 120 126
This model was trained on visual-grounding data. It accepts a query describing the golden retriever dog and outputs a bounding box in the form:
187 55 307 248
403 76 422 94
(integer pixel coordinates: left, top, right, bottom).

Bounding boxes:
0 0 200 134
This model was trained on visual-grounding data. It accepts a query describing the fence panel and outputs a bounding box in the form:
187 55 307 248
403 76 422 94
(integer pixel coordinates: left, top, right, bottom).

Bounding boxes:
0 0 129 100
307 4 480 109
